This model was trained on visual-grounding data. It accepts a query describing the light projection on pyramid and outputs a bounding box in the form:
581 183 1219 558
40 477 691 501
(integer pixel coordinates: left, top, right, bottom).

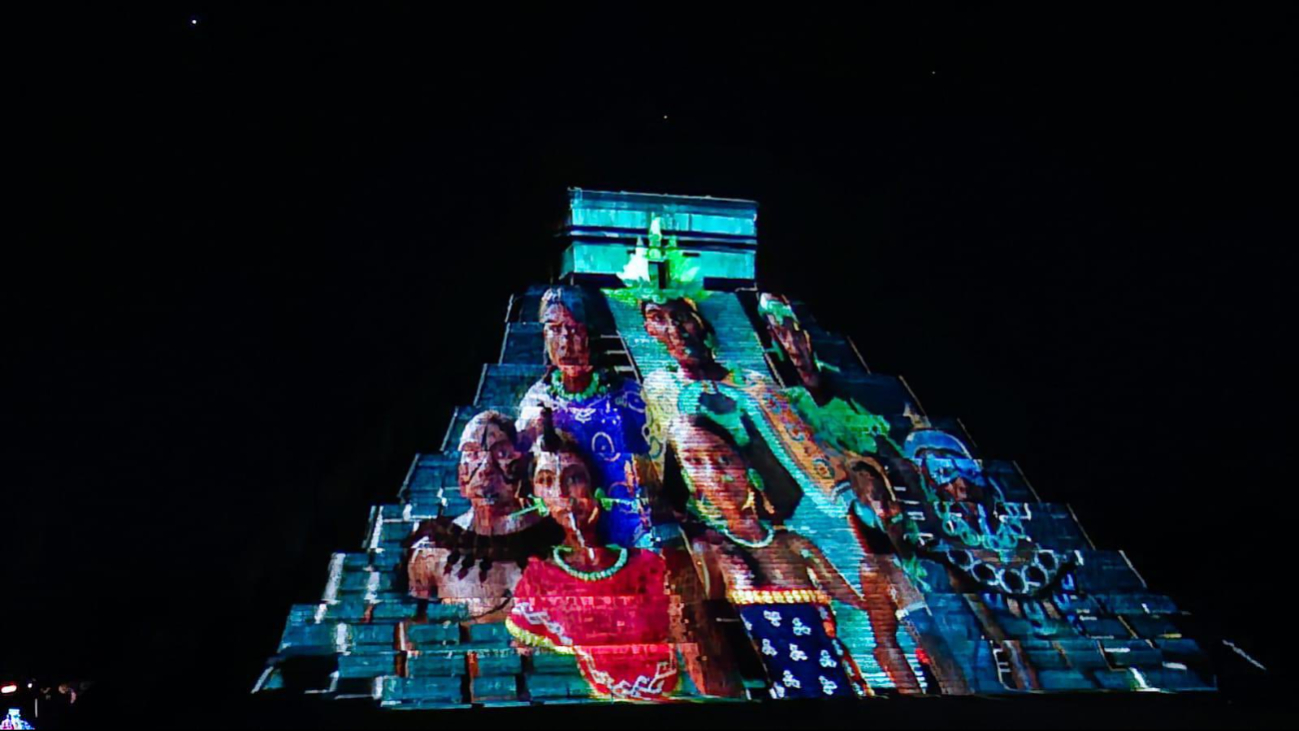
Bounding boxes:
253 189 1213 707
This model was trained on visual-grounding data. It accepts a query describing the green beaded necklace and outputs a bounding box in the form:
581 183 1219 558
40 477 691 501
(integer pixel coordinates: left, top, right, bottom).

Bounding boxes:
548 369 604 402
552 545 628 582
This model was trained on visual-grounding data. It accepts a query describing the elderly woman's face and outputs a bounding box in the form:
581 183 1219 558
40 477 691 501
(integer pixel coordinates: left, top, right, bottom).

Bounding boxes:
643 299 713 368
532 451 597 530
542 303 591 369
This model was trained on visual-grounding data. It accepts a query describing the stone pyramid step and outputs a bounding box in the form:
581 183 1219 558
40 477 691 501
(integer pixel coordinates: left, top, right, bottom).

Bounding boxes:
474 364 547 408
499 322 545 365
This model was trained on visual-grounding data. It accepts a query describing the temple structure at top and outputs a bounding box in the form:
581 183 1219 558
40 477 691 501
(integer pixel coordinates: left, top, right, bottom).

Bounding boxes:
254 189 1214 709
560 188 759 286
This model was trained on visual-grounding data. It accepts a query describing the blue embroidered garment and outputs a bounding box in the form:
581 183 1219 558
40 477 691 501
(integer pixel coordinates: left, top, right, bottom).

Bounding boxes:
517 375 652 547
737 602 857 699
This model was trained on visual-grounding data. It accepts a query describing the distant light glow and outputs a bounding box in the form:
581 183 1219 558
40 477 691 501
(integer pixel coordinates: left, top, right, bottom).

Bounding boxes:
0 685 16 695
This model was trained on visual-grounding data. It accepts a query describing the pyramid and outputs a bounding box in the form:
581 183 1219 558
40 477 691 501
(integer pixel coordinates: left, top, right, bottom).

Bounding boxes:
253 189 1213 708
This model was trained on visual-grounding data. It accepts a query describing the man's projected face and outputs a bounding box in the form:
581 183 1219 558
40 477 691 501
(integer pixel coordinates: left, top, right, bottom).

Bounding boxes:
458 417 524 505
766 312 818 385
532 451 597 531
918 450 987 503
672 419 753 522
542 303 591 369
643 299 713 369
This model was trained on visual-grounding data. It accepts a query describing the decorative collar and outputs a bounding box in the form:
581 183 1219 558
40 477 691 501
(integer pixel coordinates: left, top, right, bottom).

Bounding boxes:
404 515 564 580
547 368 608 402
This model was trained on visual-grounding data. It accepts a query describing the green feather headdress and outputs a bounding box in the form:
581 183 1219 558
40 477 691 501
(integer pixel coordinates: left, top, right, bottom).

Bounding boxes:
605 216 709 305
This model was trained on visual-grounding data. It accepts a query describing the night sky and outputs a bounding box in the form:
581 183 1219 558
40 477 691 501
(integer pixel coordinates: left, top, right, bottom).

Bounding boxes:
6 5 1296 726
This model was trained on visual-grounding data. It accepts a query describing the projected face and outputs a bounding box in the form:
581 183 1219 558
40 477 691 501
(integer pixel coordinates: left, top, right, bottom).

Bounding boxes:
643 299 714 370
532 449 598 533
762 298 819 387
671 418 755 524
542 302 591 369
917 450 987 503
844 454 892 509
458 413 524 505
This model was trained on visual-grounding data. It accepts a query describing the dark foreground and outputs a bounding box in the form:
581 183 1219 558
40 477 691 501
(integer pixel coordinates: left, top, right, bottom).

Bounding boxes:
42 689 1296 730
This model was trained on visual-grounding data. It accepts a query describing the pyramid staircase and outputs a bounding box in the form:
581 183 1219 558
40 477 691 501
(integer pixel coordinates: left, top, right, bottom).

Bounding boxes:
254 191 1212 709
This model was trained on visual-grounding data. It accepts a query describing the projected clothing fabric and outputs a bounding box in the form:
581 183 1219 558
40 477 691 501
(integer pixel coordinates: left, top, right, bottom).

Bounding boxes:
642 368 852 518
518 376 652 547
785 387 899 458
507 549 679 701
734 596 857 699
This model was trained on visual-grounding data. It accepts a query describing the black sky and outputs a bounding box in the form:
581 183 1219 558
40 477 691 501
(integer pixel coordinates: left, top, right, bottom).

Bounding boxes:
5 3 1297 723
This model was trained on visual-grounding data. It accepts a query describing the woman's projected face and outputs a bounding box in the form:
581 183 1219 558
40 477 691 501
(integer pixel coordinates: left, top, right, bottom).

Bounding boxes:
542 303 591 369
672 419 752 522
532 451 597 530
